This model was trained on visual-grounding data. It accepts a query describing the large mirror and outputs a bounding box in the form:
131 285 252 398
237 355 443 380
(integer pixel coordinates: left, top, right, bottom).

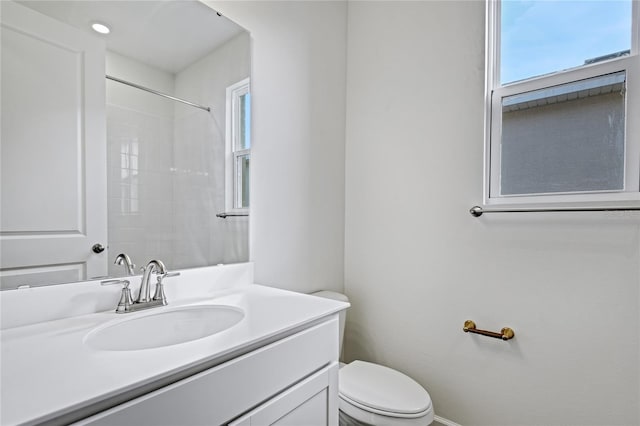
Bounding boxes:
0 0 250 290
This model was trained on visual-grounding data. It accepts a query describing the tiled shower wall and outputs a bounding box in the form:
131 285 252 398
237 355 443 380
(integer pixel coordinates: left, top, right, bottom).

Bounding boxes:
106 52 175 276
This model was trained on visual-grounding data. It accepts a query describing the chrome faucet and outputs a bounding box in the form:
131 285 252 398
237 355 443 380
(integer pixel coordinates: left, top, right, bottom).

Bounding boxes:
137 259 167 303
114 253 136 276
101 259 179 314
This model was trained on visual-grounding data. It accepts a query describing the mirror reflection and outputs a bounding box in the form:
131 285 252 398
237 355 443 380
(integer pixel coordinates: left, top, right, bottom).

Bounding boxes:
0 1 251 290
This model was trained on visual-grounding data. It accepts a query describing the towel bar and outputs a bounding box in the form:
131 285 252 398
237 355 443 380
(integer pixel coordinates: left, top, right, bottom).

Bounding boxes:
470 205 640 217
463 320 514 341
216 212 249 219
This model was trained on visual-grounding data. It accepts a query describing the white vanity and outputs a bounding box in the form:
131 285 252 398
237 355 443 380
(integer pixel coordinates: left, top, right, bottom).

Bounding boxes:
0 263 348 426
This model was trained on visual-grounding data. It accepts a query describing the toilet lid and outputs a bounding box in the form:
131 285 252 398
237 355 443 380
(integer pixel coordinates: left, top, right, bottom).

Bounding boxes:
339 361 432 415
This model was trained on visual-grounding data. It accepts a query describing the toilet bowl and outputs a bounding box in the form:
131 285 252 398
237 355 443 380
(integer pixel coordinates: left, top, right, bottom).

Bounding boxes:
339 360 433 426
312 291 434 426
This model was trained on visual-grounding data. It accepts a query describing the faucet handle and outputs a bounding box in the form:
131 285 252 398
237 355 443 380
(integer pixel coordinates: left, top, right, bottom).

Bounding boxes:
101 278 131 287
152 272 180 305
161 271 181 279
101 279 133 313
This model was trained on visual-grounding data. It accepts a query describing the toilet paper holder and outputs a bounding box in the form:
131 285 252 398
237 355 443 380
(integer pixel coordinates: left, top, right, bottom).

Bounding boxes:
463 320 515 341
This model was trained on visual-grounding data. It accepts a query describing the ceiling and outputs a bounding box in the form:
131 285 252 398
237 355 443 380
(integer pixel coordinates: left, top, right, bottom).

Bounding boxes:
18 0 246 74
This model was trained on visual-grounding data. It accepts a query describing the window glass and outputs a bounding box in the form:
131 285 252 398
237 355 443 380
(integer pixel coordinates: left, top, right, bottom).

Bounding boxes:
501 0 632 84
236 154 250 208
241 154 250 208
238 93 251 150
499 73 625 195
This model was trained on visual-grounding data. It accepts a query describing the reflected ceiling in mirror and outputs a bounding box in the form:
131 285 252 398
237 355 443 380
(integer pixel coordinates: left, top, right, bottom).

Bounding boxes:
18 1 245 73
0 1 251 290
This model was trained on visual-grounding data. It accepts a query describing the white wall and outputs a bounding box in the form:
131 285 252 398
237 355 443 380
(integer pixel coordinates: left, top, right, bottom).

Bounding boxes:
207 1 639 424
344 2 639 425
208 1 347 293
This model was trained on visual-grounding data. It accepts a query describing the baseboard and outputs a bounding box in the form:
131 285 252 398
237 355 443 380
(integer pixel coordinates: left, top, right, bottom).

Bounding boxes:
434 414 462 426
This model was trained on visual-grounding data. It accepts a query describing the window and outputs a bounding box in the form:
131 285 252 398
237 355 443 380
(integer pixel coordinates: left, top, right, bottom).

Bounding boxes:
485 0 639 206
225 78 251 211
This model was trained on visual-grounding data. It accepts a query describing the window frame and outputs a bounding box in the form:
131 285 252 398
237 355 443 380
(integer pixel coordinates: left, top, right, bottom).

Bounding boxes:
225 77 251 213
484 0 640 207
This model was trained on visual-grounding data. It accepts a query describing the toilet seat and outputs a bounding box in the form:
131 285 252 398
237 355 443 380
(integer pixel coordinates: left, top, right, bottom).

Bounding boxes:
340 393 432 418
339 397 433 426
338 361 433 425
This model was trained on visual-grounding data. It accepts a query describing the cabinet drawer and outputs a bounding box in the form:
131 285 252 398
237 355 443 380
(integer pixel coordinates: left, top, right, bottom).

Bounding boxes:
229 362 339 426
75 317 339 426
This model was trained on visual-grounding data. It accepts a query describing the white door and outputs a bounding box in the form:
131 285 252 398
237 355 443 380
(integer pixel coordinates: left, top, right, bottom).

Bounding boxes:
0 1 107 289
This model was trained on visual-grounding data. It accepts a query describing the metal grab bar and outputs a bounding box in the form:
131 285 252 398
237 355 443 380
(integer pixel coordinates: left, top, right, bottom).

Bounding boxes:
463 320 515 341
216 212 249 219
470 205 640 217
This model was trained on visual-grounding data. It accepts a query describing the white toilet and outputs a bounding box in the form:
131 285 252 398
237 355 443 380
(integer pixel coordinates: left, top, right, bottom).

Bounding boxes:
313 291 434 426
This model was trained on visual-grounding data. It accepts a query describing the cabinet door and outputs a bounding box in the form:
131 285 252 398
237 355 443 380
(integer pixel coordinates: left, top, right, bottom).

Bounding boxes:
230 362 339 426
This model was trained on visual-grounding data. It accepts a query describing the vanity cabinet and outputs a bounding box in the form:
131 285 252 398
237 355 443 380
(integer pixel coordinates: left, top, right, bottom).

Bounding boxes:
73 317 339 426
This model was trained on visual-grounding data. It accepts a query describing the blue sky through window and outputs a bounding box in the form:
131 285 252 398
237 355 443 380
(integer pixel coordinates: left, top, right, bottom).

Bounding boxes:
501 0 632 84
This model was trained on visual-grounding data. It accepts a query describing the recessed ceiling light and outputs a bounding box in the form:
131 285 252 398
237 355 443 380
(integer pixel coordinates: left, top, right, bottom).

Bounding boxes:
91 22 110 35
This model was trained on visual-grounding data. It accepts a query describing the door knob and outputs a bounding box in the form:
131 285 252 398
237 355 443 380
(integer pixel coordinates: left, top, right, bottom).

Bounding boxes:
92 243 106 254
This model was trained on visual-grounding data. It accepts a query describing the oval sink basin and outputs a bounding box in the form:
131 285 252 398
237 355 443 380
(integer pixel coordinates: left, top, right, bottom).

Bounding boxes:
85 305 244 351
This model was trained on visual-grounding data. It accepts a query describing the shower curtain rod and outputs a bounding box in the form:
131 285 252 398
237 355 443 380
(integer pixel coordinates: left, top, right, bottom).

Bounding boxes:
106 75 211 112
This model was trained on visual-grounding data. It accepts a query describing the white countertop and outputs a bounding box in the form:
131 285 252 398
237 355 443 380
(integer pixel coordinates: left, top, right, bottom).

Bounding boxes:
0 283 348 425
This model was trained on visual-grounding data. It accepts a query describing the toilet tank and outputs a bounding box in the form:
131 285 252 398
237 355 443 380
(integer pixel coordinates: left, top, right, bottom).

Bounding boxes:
312 291 349 358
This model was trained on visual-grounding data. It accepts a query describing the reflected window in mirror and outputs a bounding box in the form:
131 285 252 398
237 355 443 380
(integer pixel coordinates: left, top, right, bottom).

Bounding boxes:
226 78 251 211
